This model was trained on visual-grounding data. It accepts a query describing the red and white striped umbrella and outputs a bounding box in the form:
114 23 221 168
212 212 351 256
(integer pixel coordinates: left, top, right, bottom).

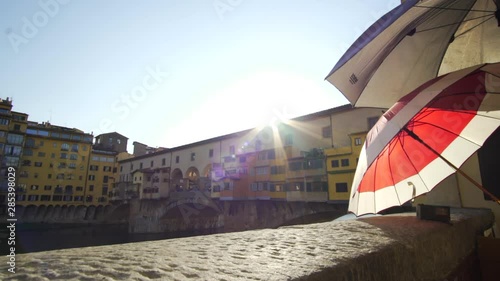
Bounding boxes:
350 63 500 216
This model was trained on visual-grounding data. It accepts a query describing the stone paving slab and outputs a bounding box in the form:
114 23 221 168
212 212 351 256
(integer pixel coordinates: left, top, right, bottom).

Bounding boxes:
0 208 493 281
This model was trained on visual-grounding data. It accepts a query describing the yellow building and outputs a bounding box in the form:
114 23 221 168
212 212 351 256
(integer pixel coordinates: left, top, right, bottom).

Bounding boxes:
86 149 118 205
0 98 29 206
326 132 367 203
17 122 93 206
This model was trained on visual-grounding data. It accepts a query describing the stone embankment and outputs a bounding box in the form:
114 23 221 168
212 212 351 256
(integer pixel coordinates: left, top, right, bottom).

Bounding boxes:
1 208 493 280
2 204 129 224
129 199 346 233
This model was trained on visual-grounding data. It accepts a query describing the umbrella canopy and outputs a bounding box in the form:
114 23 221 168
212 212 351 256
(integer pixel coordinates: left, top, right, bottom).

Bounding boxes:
350 63 500 216
326 0 500 108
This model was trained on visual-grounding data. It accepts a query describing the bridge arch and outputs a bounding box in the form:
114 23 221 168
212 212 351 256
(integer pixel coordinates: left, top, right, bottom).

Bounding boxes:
171 168 184 191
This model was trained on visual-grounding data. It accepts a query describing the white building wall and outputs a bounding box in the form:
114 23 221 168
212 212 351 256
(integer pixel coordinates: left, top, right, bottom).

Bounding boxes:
330 108 383 147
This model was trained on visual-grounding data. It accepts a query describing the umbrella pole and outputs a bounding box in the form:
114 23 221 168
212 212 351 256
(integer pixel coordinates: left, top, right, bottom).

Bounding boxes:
403 128 500 205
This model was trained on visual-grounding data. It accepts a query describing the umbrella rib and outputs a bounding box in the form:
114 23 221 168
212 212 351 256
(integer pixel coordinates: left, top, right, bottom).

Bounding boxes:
411 119 484 148
415 13 494 34
388 135 403 206
414 5 495 13
455 15 495 38
399 128 434 194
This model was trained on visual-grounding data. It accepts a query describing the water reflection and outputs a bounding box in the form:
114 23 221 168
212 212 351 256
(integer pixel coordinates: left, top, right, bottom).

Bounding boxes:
0 223 220 255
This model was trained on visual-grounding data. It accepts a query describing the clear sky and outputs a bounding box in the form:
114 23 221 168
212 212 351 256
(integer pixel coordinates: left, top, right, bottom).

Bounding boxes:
0 0 399 152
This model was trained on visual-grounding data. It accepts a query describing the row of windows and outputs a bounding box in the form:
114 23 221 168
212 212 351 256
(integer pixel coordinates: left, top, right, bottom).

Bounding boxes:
331 159 350 168
91 156 115 163
25 129 92 143
23 150 85 161
16 195 105 202
24 185 84 192
25 139 87 152
249 182 329 192
90 165 114 172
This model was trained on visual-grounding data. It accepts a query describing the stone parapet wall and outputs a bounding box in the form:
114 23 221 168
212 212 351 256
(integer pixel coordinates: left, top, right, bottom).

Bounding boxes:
1 208 493 280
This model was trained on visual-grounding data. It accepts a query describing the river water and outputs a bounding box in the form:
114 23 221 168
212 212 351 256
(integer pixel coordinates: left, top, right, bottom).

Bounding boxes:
0 223 219 255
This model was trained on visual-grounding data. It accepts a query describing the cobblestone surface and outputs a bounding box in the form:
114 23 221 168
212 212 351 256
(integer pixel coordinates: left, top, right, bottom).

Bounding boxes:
0 208 493 281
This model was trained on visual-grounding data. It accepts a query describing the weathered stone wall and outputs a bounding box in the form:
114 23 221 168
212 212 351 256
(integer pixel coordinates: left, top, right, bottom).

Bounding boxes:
2 208 493 280
2 204 129 224
129 198 346 233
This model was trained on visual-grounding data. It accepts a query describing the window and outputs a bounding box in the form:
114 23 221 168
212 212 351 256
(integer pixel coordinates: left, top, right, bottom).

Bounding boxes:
90 165 98 171
103 166 111 172
270 165 285 175
191 153 195 161
68 163 76 169
60 153 68 159
284 134 293 146
52 195 62 201
13 124 21 131
4 145 22 156
162 158 166 166
258 151 266 161
150 160 154 167
70 154 78 160
103 176 108 183
341 159 350 167
336 182 349 193
89 185 94 191
288 182 304 192
44 185 52 190
239 156 246 163
61 143 69 151
40 195 51 201
58 162 67 169
88 175 95 181
175 156 179 163
30 185 39 190
368 117 379 130
130 163 134 170
102 186 108 196
289 161 303 171
229 145 235 155
209 149 214 158
224 182 233 191
51 153 55 158
28 195 39 201
47 174 52 179
25 138 35 147
120 166 123 172
250 183 258 191
0 118 9 125
86 195 93 202
57 173 64 179
255 166 268 175
23 149 33 157
322 126 332 138
354 137 362 146
71 144 78 152
304 159 324 170
76 186 83 191
38 152 46 157
331 160 340 168
34 162 42 167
